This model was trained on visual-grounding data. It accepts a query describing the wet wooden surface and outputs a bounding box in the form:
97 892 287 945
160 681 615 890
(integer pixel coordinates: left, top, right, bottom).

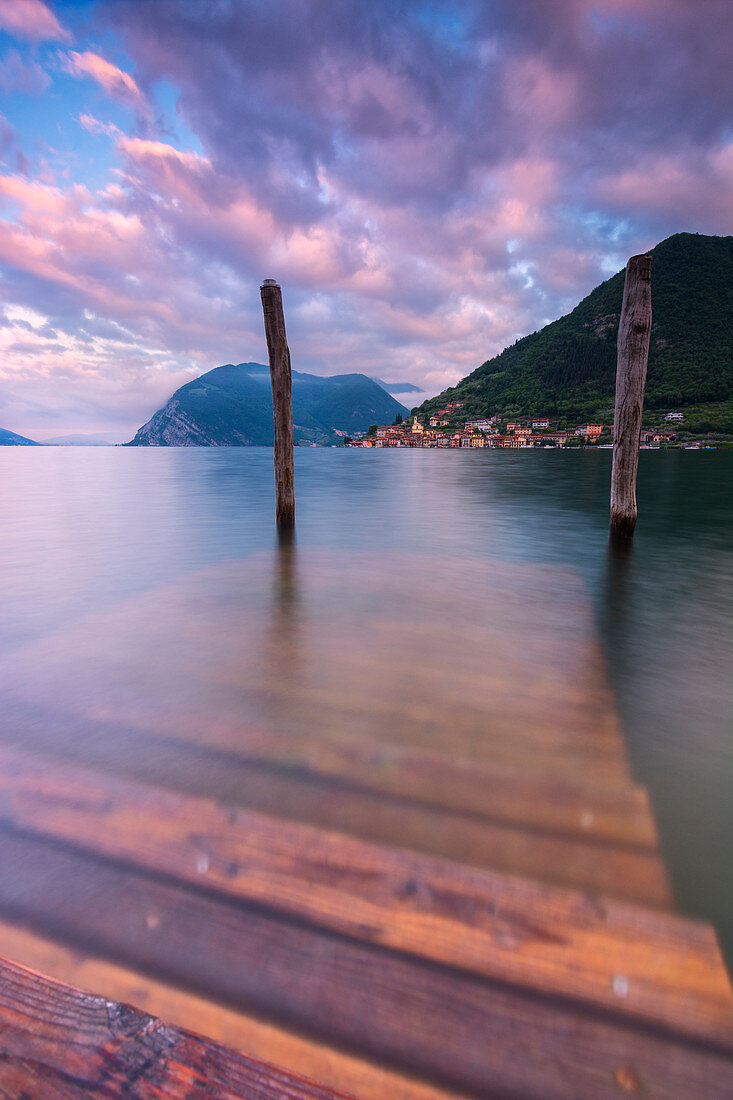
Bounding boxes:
0 957 350 1099
0 553 668 904
0 551 731 1097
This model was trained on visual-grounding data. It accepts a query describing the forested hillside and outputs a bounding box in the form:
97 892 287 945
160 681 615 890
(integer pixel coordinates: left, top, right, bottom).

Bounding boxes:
418 234 732 428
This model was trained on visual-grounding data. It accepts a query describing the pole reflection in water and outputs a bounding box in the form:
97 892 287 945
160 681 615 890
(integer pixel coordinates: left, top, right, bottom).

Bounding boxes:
599 530 733 968
0 546 670 911
600 539 636 671
267 532 303 726
0 446 729 1038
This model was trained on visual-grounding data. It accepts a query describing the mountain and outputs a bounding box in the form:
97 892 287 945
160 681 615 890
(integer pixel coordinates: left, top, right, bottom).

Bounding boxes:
371 378 423 395
42 433 118 446
418 233 733 428
126 363 409 446
0 427 39 446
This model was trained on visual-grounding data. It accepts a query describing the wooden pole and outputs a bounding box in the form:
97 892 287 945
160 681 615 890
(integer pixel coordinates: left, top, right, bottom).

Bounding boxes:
609 253 652 544
260 279 295 531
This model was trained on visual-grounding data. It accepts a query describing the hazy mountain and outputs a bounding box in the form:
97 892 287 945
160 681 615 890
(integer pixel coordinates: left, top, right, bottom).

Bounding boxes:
371 378 423 395
0 428 39 446
418 233 733 427
126 363 409 446
42 433 118 446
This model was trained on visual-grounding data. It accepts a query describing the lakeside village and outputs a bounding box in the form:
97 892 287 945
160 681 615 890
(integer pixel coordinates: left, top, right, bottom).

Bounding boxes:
345 404 702 449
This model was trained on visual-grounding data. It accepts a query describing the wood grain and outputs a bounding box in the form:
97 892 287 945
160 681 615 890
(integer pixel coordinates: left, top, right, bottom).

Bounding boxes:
0 831 730 1100
1 550 729 1097
0 548 669 908
0 956 350 1099
261 279 295 530
0 716 671 906
0 921 464 1100
610 253 653 541
0 744 727 1045
2 551 639 790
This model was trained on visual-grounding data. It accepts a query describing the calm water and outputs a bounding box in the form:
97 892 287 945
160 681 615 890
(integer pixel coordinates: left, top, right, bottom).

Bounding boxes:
0 446 731 963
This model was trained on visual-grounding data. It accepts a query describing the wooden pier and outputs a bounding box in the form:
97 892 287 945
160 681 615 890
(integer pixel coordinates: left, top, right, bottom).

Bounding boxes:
0 551 731 1096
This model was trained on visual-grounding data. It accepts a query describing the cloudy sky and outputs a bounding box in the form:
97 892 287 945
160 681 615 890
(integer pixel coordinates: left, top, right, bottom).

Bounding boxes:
0 0 731 440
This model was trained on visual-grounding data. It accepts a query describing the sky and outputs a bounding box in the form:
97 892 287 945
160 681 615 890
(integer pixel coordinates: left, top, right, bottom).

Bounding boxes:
0 0 731 441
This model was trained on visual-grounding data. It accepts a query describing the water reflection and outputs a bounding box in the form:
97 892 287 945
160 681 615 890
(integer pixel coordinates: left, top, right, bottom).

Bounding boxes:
1 540 668 909
599 515 733 963
601 539 635 649
0 447 731 960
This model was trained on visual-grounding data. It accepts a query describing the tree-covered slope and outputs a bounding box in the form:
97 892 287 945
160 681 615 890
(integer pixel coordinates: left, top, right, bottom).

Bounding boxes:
418 233 733 424
0 428 39 445
126 363 408 446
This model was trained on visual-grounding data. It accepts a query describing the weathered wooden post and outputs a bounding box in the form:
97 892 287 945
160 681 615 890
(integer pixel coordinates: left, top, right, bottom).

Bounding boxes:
609 253 652 544
260 278 295 531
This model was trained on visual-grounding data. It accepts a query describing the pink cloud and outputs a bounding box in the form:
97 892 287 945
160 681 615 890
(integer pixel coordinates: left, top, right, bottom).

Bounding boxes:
0 114 15 156
0 191 174 329
116 137 351 286
0 160 270 390
0 174 70 214
597 145 733 230
0 49 50 94
0 307 204 439
503 56 580 135
3 0 731 438
78 113 122 139
0 0 70 42
117 137 209 176
64 51 149 114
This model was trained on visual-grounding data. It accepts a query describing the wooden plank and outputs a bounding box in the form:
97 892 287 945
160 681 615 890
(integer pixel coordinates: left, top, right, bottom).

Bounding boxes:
0 830 730 1100
188 673 633 776
209 611 631 741
0 956 350 1099
0 920 464 1100
0 718 671 906
0 745 727 1044
4 654 634 787
1 551 640 790
0 545 660 915
180 717 655 846
2 694 654 849
149 723 659 848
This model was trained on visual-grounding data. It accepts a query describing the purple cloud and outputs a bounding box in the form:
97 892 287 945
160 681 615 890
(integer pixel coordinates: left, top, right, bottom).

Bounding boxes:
0 0 70 43
0 0 730 436
63 50 150 116
0 48 51 94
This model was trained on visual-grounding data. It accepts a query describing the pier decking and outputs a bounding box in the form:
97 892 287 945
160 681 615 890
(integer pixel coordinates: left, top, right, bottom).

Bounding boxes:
0 551 731 1097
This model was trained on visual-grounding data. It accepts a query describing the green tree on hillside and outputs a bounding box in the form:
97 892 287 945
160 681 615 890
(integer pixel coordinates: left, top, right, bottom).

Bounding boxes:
417 234 733 432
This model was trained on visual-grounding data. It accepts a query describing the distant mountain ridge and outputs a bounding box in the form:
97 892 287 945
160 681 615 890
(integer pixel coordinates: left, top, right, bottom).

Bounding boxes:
0 427 38 446
418 233 733 425
371 378 422 395
126 363 409 446
42 433 118 446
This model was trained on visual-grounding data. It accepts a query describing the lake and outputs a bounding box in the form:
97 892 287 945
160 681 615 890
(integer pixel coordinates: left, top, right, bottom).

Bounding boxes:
0 445 731 971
